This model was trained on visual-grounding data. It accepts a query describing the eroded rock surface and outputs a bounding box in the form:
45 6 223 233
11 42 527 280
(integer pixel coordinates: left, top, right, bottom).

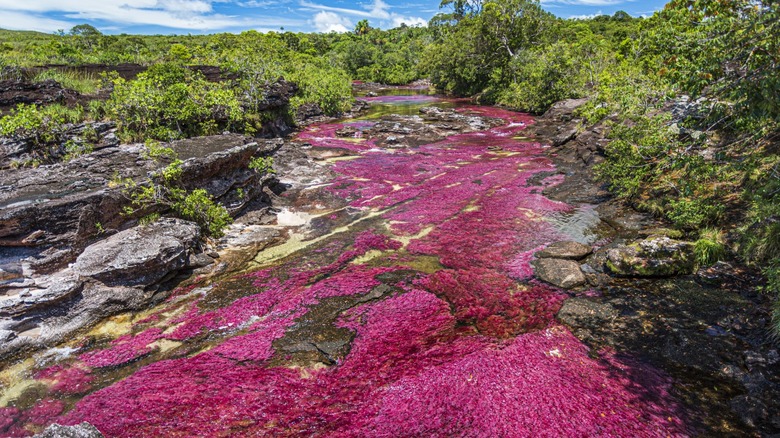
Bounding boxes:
33 422 104 438
73 218 200 287
536 241 592 260
606 237 696 277
532 258 587 289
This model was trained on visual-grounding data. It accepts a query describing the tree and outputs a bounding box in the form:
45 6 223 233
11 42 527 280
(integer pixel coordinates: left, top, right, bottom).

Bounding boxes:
355 20 371 36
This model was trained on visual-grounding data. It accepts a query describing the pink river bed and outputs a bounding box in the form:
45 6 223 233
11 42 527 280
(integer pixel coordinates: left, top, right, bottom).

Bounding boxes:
1 95 689 437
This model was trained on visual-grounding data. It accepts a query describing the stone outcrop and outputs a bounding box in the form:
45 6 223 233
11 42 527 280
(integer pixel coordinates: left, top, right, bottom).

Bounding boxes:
0 219 213 358
0 135 280 273
536 241 592 260
532 258 587 289
73 218 200 287
366 107 504 148
605 236 696 277
33 422 104 438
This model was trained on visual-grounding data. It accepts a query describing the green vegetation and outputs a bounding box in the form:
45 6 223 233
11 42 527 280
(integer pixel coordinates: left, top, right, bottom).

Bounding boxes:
120 141 233 238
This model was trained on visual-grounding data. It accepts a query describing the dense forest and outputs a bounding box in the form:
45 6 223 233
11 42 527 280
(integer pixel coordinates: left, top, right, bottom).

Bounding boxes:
1 0 778 334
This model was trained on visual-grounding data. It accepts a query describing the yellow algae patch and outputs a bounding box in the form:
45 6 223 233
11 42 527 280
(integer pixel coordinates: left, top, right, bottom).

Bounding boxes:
392 184 404 191
148 339 182 354
396 225 435 247
294 362 328 379
463 204 480 212
400 255 443 274
250 208 388 270
444 182 462 189
87 313 133 339
0 358 39 407
352 249 384 265
518 207 544 220
324 156 361 164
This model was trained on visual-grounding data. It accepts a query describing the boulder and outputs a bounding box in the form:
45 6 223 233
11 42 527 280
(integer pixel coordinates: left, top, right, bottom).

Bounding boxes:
33 422 104 438
73 218 200 287
536 241 592 260
532 258 587 289
606 237 696 277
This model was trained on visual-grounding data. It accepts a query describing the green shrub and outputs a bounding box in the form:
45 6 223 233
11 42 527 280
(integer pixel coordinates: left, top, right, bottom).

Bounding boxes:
107 63 243 142
121 143 232 238
286 57 353 115
694 228 726 266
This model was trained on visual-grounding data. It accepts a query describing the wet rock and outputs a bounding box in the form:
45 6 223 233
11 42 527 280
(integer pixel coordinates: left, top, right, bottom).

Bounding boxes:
335 126 359 137
557 298 619 327
606 237 696 277
33 422 104 438
73 218 200 287
532 258 586 289
730 395 769 429
536 241 592 260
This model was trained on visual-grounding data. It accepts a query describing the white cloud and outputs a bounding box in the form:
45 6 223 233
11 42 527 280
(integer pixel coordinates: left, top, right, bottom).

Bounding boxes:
0 10 72 32
300 0 426 31
0 0 304 31
312 11 351 33
541 0 630 5
391 15 427 27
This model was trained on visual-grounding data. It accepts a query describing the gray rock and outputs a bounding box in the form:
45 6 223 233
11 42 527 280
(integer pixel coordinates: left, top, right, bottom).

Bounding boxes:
73 218 200 287
557 298 619 327
730 395 769 428
33 422 104 438
536 241 592 260
606 237 696 277
532 258 587 289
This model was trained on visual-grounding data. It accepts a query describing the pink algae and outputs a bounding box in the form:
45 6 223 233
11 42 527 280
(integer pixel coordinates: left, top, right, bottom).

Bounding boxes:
79 327 164 368
34 364 94 394
417 268 565 338
59 290 687 437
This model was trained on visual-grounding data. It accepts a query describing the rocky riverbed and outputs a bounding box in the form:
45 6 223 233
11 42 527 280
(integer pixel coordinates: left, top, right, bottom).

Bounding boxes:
0 89 778 437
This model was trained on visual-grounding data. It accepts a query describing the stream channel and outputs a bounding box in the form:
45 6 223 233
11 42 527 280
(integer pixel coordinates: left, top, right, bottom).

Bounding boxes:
2 90 699 436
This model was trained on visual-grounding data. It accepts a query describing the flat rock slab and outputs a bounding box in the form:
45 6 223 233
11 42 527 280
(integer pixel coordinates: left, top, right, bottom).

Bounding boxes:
532 258 587 289
73 218 200 287
536 241 592 260
606 237 695 277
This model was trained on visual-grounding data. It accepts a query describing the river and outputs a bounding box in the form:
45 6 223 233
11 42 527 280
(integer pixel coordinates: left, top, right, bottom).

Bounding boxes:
1 91 689 436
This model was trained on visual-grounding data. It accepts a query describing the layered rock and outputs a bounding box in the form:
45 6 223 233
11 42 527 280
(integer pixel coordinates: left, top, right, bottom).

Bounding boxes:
0 219 209 358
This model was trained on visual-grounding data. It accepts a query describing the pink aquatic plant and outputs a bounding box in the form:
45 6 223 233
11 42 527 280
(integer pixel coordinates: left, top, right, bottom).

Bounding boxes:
417 268 565 337
79 327 164 368
34 364 94 394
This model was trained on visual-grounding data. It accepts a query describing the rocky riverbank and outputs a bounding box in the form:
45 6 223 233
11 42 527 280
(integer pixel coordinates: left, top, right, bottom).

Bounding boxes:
529 99 780 435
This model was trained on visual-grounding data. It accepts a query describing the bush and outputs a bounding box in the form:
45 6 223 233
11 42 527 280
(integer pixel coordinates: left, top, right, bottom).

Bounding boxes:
286 57 353 115
694 228 726 266
0 103 87 163
121 141 233 238
496 42 584 113
107 63 243 142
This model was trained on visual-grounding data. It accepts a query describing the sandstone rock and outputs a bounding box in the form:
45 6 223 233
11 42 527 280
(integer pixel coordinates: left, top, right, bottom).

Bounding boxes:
557 298 619 328
536 241 592 260
33 422 104 438
73 218 200 287
606 237 696 277
532 258 587 289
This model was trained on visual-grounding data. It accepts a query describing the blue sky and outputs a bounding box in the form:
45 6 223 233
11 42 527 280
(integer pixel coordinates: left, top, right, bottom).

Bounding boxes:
0 0 668 35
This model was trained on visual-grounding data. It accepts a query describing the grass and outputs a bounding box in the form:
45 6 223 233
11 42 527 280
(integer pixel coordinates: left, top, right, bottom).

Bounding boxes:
33 69 101 94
